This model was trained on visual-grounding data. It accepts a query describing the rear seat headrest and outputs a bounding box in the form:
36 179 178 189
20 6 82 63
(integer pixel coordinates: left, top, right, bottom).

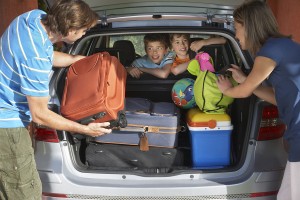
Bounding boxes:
113 40 136 66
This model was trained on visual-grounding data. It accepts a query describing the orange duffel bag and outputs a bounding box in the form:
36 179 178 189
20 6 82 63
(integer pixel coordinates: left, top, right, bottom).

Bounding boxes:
60 52 127 128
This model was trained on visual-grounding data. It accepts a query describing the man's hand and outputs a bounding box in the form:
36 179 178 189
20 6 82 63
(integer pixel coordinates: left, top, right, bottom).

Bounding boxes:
27 96 113 136
85 122 112 137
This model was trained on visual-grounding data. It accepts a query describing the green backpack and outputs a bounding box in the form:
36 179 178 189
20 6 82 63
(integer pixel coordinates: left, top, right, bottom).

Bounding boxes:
188 60 236 114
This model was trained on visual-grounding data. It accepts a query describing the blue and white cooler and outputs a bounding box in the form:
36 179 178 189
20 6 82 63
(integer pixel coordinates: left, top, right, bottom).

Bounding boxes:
186 108 233 168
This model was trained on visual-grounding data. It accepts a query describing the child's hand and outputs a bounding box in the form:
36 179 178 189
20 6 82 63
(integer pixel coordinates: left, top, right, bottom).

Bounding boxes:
190 40 205 52
216 75 233 94
127 67 143 79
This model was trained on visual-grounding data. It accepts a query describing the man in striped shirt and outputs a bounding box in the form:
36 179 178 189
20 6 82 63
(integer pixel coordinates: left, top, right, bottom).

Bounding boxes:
0 0 111 199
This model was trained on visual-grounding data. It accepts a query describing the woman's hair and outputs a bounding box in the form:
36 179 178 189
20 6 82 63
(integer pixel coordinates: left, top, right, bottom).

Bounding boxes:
143 33 170 51
41 0 98 37
233 0 289 55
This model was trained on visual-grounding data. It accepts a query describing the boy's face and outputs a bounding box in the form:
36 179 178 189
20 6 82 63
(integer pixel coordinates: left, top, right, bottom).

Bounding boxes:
171 35 189 58
145 41 168 64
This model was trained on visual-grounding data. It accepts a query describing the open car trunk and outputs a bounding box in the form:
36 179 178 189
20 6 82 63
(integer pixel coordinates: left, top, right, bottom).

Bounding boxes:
49 25 254 174
44 0 266 176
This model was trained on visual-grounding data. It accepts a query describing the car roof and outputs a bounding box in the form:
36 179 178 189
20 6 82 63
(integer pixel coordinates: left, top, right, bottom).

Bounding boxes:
83 0 243 14
43 0 244 25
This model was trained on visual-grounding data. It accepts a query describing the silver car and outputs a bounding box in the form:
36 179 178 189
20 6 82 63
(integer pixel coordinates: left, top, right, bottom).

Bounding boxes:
38 0 287 199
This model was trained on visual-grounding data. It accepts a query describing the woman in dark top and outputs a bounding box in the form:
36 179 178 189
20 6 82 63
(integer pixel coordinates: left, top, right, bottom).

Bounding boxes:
216 1 300 199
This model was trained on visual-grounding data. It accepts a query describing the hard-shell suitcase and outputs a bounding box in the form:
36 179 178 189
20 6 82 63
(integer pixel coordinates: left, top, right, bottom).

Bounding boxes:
60 52 127 127
186 107 233 168
85 143 189 169
93 98 181 151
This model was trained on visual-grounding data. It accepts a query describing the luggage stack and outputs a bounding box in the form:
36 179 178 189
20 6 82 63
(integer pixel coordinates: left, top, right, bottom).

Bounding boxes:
186 107 233 168
59 51 233 169
86 98 188 169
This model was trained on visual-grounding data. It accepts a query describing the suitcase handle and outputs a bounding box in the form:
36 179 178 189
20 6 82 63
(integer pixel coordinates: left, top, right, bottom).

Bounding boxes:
79 112 106 124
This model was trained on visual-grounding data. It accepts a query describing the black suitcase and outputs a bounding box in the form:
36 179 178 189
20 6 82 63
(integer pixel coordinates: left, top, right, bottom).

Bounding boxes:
85 143 190 169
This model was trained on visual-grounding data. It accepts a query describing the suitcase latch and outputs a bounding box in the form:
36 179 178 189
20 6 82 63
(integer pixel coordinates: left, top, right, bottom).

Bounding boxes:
147 126 160 133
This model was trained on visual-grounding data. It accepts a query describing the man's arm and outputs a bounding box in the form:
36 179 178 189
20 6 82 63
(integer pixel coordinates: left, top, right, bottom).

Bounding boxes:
53 51 86 67
27 96 111 137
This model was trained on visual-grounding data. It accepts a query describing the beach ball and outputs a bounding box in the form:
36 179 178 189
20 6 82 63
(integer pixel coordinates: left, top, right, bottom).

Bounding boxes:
171 78 196 109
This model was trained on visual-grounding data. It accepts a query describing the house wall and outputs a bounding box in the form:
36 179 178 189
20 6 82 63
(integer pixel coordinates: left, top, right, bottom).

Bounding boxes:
268 0 300 42
0 1 38 35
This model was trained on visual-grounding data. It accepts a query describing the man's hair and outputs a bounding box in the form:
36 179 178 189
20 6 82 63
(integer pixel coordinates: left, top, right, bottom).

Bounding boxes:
233 0 289 55
143 33 170 51
41 0 98 37
169 33 190 43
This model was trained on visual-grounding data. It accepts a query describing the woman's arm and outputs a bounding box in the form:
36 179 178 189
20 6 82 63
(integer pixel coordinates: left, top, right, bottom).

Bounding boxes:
217 56 276 98
53 51 85 67
253 85 277 105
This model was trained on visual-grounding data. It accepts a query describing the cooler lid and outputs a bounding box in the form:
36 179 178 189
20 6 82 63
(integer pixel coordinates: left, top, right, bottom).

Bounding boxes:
186 107 231 128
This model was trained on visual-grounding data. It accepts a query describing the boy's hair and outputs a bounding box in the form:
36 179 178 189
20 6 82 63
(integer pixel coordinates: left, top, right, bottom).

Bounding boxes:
169 33 190 43
41 0 98 37
233 0 289 55
143 33 170 51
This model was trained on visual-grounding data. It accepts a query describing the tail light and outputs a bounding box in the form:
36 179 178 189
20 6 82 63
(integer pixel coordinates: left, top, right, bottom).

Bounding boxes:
34 126 59 143
258 105 286 141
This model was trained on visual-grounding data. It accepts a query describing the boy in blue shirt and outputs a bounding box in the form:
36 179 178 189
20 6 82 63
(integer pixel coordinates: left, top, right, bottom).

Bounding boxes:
127 33 174 79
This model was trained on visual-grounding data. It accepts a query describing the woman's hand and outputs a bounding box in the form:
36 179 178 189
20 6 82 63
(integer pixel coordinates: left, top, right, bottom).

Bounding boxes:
216 75 233 94
228 64 247 83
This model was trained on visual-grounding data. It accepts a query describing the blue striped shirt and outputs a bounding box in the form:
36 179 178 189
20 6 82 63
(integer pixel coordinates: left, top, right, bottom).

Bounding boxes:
131 51 174 69
0 9 53 128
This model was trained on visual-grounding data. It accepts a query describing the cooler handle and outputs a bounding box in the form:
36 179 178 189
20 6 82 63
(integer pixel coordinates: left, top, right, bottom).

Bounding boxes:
187 119 217 129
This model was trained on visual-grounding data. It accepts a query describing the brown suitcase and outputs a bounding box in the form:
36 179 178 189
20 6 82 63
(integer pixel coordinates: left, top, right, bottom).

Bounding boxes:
60 52 127 128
